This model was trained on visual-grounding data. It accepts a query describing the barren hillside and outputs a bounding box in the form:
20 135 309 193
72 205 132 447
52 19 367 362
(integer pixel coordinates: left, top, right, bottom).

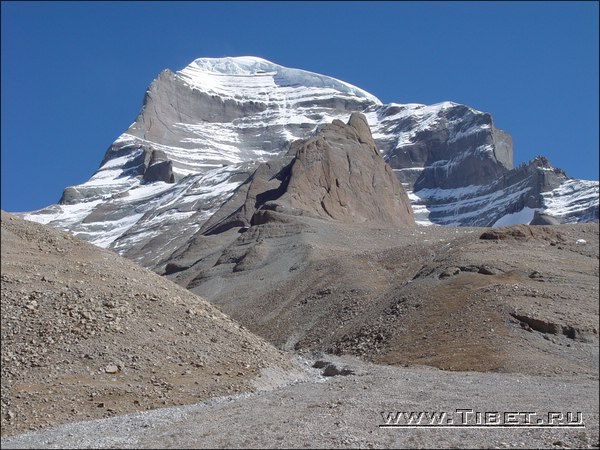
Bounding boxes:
170 216 599 376
1 211 305 437
2 214 598 448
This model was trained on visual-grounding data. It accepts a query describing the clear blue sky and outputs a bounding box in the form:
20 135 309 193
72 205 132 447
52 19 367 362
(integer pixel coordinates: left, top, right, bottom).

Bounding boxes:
2 1 598 212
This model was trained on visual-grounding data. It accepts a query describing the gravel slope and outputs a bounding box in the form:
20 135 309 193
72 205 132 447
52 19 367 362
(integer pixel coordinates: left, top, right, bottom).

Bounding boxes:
2 353 598 449
1 211 305 437
174 216 599 377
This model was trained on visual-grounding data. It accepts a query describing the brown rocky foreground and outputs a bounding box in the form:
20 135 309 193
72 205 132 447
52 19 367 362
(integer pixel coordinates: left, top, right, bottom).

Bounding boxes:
1 211 305 437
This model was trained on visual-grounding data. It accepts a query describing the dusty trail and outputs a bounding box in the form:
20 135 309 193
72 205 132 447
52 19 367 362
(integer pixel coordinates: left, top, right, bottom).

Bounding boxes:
2 353 598 449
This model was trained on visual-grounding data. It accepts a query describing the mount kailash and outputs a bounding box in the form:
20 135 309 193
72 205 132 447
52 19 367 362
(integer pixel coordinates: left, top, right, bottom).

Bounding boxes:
23 56 599 270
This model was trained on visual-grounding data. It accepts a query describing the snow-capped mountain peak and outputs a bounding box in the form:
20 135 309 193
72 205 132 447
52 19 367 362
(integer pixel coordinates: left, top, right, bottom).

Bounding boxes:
178 56 382 105
21 56 598 270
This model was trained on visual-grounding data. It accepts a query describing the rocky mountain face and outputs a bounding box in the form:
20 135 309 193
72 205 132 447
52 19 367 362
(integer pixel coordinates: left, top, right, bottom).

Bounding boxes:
415 156 599 227
201 113 414 236
6 56 599 448
22 56 598 270
162 111 414 289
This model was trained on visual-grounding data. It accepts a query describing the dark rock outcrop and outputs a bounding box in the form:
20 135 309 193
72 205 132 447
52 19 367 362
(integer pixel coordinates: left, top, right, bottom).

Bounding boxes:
413 156 597 227
142 149 174 184
202 113 414 235
276 113 413 226
200 155 296 235
480 224 566 242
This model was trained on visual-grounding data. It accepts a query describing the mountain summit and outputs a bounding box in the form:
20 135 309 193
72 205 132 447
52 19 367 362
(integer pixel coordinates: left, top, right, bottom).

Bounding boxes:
22 56 598 270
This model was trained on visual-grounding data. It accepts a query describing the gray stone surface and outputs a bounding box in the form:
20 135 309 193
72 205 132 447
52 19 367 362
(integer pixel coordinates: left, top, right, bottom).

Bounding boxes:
142 160 173 184
530 211 561 225
377 103 513 190
274 113 414 226
202 114 413 235
3 354 597 449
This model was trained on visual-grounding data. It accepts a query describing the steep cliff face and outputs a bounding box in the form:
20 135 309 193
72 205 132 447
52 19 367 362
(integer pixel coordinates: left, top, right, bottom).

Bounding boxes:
276 113 413 226
21 57 598 270
366 102 513 190
201 113 414 236
411 156 599 227
24 57 384 268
